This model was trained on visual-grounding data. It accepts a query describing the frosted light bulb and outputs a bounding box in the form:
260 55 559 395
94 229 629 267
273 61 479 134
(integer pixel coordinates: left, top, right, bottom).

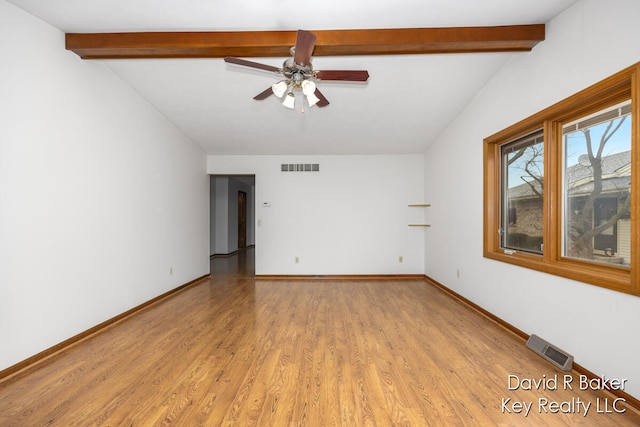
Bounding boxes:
301 80 316 96
271 81 287 98
282 92 295 109
306 93 320 107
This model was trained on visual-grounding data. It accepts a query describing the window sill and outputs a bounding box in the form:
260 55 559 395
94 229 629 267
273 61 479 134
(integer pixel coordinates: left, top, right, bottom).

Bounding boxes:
484 250 634 295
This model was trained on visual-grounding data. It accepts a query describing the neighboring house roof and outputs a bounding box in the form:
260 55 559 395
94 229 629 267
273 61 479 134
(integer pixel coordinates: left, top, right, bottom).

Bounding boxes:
508 179 542 201
509 150 631 200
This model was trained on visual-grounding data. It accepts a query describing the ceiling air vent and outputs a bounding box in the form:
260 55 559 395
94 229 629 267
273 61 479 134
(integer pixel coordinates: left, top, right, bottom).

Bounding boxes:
281 163 320 172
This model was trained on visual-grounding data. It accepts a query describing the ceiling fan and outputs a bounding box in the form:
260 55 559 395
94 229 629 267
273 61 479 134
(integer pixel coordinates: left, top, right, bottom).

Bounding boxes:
224 29 369 110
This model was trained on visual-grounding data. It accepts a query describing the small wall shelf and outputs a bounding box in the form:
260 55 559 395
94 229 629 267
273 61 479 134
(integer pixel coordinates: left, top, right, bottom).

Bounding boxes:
408 203 431 227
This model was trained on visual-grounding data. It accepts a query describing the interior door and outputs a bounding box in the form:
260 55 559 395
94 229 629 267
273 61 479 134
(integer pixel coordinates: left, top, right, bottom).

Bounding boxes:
238 191 247 248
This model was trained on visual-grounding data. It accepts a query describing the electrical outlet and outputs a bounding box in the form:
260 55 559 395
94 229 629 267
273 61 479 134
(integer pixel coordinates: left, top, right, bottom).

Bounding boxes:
456 269 460 279
399 256 403 263
295 256 299 264
170 267 173 276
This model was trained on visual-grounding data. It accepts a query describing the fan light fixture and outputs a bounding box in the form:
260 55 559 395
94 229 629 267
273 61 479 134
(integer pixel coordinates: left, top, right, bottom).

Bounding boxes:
272 77 319 110
224 30 370 110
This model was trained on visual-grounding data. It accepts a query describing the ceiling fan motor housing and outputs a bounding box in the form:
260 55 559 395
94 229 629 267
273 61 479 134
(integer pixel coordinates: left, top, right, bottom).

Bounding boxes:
283 58 314 86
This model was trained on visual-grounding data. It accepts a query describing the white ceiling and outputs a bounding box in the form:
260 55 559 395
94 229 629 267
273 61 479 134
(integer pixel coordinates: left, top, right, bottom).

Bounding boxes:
8 0 577 155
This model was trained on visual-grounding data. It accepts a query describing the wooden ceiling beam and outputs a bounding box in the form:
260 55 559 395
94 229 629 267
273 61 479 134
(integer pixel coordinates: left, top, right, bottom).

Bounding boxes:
65 25 545 59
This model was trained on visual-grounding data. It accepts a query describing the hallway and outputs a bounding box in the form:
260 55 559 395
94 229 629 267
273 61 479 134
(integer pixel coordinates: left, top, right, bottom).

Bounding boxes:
210 246 255 280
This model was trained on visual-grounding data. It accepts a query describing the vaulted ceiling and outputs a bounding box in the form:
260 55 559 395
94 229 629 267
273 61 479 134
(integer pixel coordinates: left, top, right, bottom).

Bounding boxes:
8 0 577 155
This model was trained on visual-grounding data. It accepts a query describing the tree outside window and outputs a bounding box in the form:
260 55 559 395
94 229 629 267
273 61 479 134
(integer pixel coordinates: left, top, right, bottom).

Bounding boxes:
562 101 631 266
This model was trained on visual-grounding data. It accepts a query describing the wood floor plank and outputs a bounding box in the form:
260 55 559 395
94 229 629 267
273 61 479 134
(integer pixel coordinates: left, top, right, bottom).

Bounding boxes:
1 248 640 425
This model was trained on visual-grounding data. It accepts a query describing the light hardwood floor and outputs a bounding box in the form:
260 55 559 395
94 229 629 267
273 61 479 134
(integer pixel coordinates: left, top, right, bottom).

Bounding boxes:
1 248 639 426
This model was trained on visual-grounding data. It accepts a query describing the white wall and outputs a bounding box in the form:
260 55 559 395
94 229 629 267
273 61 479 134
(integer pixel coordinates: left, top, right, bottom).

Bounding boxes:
213 176 230 254
209 176 218 255
0 1 209 370
248 184 256 246
208 154 425 275
424 0 640 397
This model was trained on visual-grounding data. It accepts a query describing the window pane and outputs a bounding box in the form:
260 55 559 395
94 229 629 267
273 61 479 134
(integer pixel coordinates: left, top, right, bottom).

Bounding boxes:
562 101 631 266
501 130 544 254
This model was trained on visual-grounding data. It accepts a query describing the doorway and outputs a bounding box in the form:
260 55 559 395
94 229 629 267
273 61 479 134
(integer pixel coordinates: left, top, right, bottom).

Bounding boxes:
209 175 256 274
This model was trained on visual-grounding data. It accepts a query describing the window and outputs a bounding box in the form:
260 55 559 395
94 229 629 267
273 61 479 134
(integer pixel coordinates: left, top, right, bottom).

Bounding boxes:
562 101 631 266
501 130 544 254
484 63 639 296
